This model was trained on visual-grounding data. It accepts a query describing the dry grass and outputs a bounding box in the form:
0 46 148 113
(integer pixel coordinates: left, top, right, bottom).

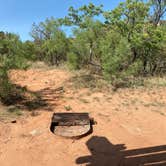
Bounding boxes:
67 70 112 92
29 62 166 89
0 105 23 122
143 77 166 87
29 61 69 71
66 69 166 93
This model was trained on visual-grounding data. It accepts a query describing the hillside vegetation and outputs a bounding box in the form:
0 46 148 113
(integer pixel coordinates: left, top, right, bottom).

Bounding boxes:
0 0 166 103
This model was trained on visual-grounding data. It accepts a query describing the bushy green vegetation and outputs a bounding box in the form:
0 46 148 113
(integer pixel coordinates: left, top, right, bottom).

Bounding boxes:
28 0 166 80
0 0 166 103
30 18 69 65
65 0 166 79
0 32 28 104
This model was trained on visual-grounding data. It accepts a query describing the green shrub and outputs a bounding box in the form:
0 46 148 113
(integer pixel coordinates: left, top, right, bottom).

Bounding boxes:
100 31 132 80
0 32 28 104
67 52 80 69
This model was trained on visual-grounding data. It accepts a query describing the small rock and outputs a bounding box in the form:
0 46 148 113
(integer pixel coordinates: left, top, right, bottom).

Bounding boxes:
11 120 17 123
29 129 42 136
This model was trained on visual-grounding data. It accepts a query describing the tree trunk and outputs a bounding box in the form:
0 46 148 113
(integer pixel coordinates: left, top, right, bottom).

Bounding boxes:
131 48 137 63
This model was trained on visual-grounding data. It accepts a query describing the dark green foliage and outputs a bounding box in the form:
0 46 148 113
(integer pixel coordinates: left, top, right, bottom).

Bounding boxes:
67 52 80 69
99 31 132 78
0 32 28 104
64 1 166 88
66 19 106 71
28 1 166 79
0 0 166 96
65 3 103 27
30 18 69 65
42 29 68 65
102 0 166 77
23 41 36 60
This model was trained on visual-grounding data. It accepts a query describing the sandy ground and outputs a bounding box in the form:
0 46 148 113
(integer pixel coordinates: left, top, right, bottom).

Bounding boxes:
0 68 166 166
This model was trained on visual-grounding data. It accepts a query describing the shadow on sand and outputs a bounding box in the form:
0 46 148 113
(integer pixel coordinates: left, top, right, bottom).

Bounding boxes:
76 136 166 166
22 87 63 111
1 85 64 112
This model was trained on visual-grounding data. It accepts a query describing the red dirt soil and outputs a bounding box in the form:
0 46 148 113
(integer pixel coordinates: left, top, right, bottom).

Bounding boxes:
0 68 166 166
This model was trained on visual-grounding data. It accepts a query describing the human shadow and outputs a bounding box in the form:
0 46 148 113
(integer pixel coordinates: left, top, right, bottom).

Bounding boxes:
76 136 166 166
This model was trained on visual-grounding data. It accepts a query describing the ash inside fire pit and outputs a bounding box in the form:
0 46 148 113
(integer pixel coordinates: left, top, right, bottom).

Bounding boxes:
50 113 95 138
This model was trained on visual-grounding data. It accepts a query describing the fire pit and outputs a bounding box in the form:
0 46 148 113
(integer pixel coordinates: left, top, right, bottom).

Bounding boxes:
50 113 95 138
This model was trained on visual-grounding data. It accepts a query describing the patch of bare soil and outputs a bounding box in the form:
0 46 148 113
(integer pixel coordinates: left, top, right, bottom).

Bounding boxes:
0 68 166 166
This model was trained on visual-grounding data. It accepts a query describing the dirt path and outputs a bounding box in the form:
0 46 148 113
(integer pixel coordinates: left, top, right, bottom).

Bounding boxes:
0 68 166 166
